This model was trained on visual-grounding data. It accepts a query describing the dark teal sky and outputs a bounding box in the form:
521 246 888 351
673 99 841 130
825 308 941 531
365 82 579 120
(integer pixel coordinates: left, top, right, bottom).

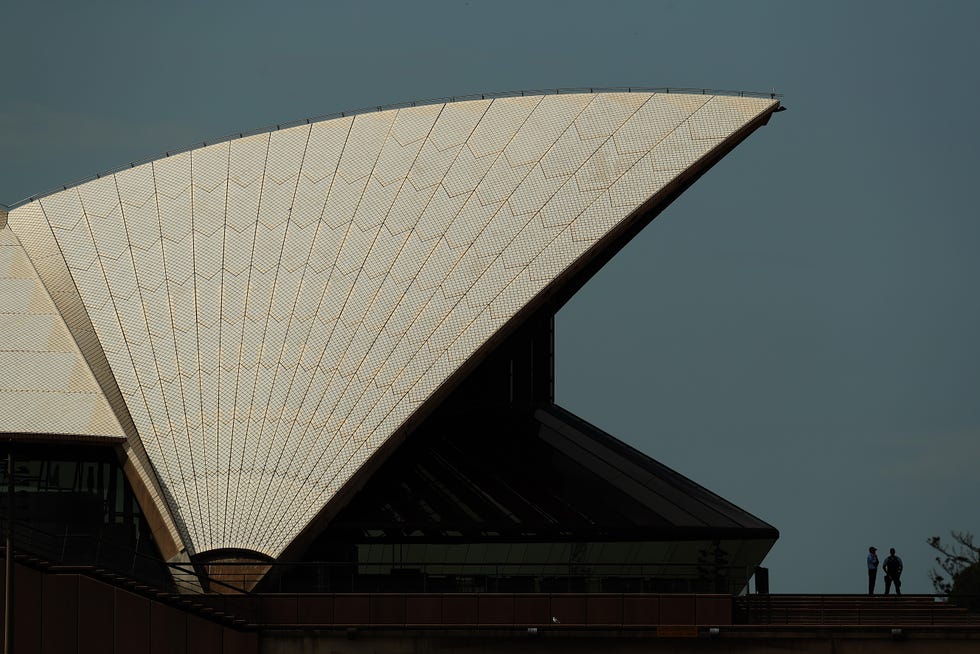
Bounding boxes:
3 1 978 593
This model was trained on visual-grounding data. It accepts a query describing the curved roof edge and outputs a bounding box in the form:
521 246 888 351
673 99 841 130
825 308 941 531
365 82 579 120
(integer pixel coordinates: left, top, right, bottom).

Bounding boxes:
5 87 782 210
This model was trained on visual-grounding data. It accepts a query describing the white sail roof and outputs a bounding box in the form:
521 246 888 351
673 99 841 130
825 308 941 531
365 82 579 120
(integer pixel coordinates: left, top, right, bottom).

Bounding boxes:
5 91 778 556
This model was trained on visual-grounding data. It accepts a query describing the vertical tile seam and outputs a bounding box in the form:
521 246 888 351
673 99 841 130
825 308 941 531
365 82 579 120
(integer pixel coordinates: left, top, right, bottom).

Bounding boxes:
227 132 273 548
110 174 196 547
237 123 315 546
234 116 355 552
250 110 402 550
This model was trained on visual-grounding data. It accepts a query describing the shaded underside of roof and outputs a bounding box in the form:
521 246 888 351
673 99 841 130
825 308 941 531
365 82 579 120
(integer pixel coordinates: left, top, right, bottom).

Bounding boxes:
319 402 777 543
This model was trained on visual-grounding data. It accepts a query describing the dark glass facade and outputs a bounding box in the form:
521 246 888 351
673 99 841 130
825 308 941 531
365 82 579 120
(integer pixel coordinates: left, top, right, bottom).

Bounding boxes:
0 441 165 578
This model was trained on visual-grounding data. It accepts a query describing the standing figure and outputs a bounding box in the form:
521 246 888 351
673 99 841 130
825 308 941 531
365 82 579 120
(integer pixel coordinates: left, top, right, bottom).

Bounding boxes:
867 546 879 595
883 548 903 595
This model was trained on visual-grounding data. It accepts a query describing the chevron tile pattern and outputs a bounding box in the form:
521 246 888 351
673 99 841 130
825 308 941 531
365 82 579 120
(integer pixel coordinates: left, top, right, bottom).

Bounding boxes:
6 92 777 556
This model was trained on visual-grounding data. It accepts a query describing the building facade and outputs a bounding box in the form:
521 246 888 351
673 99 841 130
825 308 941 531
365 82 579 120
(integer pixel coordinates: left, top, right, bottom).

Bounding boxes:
1 89 782 594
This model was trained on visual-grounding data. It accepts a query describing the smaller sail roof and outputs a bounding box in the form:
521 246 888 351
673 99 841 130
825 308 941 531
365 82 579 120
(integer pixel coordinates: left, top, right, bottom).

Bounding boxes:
0 225 125 439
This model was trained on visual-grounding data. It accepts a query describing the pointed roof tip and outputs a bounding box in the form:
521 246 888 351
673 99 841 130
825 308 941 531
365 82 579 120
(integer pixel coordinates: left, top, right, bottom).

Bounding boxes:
760 101 787 127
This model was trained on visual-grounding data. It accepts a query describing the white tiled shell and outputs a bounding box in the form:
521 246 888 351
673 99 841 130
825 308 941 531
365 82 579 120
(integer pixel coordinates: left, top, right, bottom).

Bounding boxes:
0 225 125 438
6 92 777 556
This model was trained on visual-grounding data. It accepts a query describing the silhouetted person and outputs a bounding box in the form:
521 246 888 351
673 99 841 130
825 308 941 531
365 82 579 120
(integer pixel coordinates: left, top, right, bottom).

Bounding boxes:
883 547 903 595
867 546 879 595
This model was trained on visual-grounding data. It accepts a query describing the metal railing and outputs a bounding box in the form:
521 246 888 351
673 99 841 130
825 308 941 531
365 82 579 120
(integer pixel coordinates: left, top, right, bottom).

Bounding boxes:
7 86 782 210
0 519 242 596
